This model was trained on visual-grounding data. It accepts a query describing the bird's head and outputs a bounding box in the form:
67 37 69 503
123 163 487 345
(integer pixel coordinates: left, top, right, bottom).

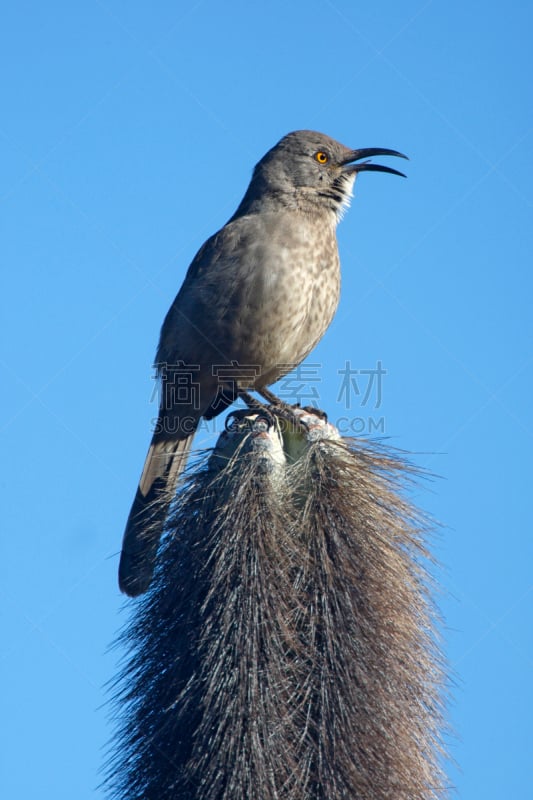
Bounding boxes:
236 130 407 220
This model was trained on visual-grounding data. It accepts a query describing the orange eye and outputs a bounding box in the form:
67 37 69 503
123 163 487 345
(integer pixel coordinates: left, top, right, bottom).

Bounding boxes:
314 151 329 164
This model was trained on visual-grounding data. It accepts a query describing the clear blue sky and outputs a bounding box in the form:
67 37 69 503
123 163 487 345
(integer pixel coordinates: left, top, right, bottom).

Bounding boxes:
2 2 531 797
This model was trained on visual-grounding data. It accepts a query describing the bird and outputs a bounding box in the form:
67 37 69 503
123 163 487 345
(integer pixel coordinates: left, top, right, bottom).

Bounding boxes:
118 130 407 596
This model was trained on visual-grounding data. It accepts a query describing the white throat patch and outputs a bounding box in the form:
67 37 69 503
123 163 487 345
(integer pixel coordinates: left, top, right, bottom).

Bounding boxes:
336 172 356 221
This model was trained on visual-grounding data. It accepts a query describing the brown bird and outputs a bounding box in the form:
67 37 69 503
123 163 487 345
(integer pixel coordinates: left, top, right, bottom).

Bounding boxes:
119 130 407 596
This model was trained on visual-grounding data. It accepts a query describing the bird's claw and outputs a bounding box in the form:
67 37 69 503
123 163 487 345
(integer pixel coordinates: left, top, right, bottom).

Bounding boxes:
226 404 276 432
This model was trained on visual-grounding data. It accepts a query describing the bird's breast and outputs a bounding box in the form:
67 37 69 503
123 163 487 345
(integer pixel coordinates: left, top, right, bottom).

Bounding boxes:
158 211 341 393
226 214 341 385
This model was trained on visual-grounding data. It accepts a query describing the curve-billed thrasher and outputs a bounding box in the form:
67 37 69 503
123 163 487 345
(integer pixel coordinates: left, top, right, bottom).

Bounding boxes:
119 130 407 596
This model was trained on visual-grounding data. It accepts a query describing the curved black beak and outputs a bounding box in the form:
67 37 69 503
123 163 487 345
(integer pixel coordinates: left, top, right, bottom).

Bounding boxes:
342 148 408 178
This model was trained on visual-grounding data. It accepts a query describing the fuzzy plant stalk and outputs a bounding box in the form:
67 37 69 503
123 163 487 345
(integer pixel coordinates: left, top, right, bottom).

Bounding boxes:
106 411 448 800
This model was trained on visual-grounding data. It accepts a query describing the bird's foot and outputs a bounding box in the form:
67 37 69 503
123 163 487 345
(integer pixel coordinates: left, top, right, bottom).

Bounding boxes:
299 405 328 422
257 389 329 430
231 395 276 429
239 389 330 436
237 390 303 434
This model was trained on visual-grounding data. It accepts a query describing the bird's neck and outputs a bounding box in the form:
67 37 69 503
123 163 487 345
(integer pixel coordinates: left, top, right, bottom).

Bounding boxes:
229 184 341 225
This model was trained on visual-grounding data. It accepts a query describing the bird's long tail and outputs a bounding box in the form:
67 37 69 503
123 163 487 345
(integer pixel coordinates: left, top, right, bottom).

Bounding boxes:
118 430 196 596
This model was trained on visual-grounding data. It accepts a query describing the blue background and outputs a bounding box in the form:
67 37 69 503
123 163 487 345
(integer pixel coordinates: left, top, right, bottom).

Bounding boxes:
2 2 531 797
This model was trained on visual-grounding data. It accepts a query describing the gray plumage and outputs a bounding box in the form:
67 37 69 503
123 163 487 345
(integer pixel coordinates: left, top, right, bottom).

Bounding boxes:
119 130 407 596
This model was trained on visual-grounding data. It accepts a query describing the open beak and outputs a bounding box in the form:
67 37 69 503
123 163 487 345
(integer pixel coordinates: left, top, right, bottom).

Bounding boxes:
341 148 408 178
